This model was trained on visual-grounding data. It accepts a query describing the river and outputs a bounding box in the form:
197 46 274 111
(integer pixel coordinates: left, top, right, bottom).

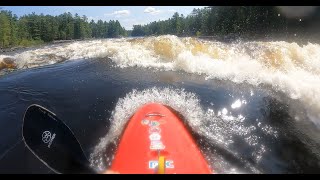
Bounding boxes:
0 35 319 173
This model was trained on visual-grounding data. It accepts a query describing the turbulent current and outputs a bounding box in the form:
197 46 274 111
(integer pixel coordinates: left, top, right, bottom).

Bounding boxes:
0 35 319 173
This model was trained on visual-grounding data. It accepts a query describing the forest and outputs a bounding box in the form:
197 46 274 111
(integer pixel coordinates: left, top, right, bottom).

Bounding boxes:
1 6 319 48
131 6 320 42
0 11 127 48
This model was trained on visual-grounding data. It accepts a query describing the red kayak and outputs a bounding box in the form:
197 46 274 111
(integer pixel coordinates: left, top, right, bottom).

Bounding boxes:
110 103 212 174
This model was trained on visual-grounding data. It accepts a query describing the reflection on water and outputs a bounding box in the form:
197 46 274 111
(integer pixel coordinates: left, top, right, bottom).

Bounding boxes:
231 99 247 109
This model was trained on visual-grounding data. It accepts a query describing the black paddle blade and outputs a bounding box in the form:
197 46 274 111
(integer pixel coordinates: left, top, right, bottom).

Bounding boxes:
22 104 95 174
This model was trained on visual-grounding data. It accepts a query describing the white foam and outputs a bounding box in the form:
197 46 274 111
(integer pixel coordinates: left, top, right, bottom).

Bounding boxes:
89 87 276 173
1 35 319 125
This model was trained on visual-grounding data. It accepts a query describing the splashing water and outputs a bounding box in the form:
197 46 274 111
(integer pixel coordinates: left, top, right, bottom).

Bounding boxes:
89 87 278 173
1 35 319 127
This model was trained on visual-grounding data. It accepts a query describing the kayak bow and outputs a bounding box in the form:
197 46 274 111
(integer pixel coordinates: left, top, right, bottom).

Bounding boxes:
111 103 212 174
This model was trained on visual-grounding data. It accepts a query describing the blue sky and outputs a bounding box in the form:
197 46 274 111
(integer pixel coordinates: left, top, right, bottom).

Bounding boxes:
1 6 207 30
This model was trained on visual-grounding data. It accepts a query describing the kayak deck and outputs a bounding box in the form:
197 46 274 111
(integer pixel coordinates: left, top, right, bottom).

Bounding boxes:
111 103 212 174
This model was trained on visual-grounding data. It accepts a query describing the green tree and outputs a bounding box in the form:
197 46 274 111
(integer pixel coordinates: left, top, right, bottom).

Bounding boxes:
17 17 31 41
0 12 11 47
172 12 182 35
131 25 145 36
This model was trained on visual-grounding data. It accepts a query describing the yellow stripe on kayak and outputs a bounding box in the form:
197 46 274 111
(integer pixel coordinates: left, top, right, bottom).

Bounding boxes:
158 156 165 174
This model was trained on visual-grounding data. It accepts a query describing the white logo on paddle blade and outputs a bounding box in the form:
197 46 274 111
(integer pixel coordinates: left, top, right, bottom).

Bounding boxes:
42 131 51 143
42 130 56 148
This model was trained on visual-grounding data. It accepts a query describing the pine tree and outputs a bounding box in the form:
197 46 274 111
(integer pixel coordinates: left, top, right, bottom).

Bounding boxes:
0 12 11 47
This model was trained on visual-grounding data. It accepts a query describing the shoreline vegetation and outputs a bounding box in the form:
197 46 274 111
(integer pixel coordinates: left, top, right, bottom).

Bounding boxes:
129 6 320 45
1 6 320 51
0 10 127 50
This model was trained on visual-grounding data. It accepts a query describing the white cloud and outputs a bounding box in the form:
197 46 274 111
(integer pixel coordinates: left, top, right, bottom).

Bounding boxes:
122 18 139 30
105 10 130 18
112 10 130 16
168 9 177 13
144 7 162 15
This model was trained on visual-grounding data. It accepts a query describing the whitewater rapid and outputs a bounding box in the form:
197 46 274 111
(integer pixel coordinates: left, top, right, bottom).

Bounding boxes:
1 35 319 127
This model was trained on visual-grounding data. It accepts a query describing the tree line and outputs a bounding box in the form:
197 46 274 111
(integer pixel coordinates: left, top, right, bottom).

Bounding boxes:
0 11 127 48
1 6 320 48
131 6 320 42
